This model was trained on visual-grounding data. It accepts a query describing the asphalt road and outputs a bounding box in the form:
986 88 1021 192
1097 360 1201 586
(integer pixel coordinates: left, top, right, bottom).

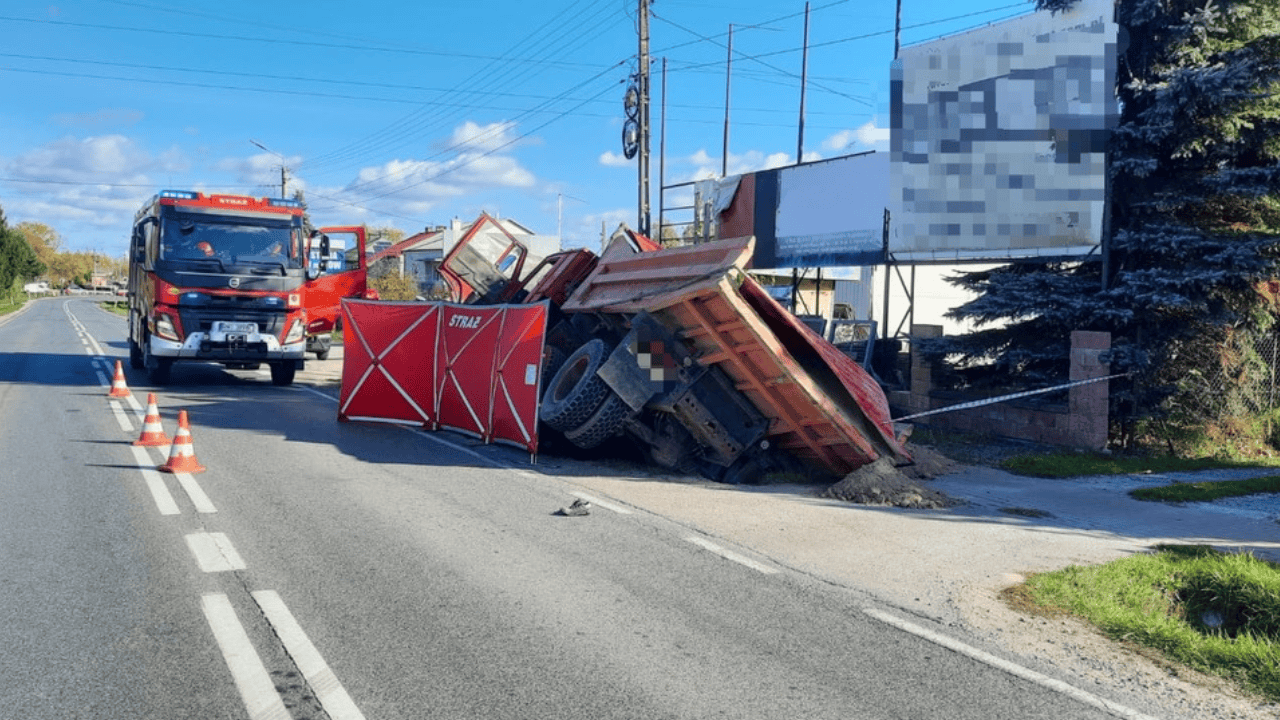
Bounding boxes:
1 297 1143 720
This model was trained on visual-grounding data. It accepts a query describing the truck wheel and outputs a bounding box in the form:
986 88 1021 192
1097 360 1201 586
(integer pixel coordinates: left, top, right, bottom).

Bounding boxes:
539 339 610 432
564 392 631 449
128 337 144 370
314 349 330 361
540 344 567 393
270 362 296 386
142 332 171 385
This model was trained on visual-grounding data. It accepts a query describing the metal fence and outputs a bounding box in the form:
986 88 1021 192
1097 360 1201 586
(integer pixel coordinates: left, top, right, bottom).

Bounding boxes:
1162 324 1280 421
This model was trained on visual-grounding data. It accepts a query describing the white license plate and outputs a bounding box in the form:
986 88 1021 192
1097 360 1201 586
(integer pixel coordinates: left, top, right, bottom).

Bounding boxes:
215 322 257 334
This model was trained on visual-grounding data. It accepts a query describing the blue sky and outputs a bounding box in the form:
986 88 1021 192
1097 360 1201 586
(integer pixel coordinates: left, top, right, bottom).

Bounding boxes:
0 0 1036 256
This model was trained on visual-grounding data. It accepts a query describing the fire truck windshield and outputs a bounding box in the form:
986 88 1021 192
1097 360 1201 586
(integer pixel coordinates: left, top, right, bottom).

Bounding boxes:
160 212 303 270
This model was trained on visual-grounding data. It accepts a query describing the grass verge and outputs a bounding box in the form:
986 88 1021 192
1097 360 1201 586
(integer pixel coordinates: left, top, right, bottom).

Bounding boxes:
1021 545 1280 704
1000 452 1269 478
1130 475 1280 503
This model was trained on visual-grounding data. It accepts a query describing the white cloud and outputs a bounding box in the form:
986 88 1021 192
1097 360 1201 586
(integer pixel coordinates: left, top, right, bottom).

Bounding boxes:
8 135 154 184
598 151 631 167
683 148 797 181
822 120 890 152
1 135 191 248
213 151 303 191
445 120 519 153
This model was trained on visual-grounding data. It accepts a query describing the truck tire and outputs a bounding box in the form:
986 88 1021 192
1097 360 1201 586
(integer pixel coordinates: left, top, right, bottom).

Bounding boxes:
270 362 296 386
539 338 610 432
128 337 144 370
142 331 171 385
564 392 631 449
540 344 568 393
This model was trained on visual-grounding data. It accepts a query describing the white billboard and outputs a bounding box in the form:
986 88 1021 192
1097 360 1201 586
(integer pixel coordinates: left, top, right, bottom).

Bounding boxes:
890 0 1120 262
774 152 889 267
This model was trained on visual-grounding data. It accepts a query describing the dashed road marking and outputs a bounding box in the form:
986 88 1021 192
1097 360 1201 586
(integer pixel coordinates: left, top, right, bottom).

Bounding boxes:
201 593 291 720
253 590 367 720
173 469 217 514
186 532 247 572
109 400 133 433
129 445 180 516
686 536 778 574
862 608 1161 720
570 491 631 514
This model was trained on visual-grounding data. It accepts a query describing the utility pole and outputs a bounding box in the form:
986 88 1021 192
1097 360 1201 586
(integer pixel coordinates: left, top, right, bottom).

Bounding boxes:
637 0 652 236
250 139 289 198
722 24 733 177
797 3 810 163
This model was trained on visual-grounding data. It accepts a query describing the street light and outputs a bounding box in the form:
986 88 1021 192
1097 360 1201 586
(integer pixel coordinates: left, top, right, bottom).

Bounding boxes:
249 139 289 198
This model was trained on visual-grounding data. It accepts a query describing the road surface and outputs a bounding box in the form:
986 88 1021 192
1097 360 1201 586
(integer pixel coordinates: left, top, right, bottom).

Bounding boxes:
0 297 1150 719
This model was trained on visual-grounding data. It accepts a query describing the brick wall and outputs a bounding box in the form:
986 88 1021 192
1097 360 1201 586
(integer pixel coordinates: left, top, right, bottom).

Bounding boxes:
891 325 1110 450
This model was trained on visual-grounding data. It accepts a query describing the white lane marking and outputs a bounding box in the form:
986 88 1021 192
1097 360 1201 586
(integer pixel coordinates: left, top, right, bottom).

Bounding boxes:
129 445 180 515
186 532 247 572
862 608 1161 720
298 385 339 402
95 369 110 387
109 400 134 433
253 591 367 720
175 472 217 514
201 594 291 720
570 491 631 515
686 536 778 574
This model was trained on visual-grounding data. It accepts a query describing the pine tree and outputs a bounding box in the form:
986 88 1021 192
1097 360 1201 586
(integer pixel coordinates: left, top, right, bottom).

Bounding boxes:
930 0 1280 441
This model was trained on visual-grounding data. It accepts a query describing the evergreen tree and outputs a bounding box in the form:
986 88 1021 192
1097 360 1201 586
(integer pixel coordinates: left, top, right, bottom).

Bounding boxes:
930 0 1280 440
0 202 45 292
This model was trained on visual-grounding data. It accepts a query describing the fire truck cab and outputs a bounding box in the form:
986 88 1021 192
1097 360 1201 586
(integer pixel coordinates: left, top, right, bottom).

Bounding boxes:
127 190 312 385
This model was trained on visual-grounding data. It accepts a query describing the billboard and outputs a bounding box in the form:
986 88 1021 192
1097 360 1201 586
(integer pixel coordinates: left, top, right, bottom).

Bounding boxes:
710 152 889 269
890 0 1120 262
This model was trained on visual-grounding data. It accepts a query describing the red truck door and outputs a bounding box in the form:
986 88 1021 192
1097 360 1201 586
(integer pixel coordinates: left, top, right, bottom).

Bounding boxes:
307 226 370 336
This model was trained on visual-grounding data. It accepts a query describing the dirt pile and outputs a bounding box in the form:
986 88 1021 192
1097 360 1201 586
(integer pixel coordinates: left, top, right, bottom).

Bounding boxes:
821 446 963 509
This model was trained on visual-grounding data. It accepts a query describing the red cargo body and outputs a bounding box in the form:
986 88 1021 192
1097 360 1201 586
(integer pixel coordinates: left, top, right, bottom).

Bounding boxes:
560 236 908 476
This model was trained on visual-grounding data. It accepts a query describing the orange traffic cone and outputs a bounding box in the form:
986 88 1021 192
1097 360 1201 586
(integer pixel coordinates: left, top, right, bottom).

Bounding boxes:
108 360 131 398
158 410 206 474
133 393 171 446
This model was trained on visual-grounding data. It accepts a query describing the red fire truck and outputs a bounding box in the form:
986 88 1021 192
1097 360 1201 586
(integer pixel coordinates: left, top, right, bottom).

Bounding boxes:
127 190 315 385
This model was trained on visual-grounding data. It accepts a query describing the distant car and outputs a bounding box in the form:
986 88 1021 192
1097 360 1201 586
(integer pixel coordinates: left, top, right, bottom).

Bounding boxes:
23 281 50 294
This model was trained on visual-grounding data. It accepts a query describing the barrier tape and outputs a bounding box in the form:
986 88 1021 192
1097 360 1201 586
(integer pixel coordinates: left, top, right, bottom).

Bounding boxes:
892 373 1129 423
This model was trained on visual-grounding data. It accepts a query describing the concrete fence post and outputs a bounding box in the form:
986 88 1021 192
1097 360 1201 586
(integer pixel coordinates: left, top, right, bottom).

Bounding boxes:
1069 330 1111 450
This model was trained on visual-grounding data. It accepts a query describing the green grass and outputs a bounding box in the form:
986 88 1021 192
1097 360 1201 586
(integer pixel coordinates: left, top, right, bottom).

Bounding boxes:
0 292 27 315
1130 475 1280 502
1021 545 1280 703
999 452 1267 478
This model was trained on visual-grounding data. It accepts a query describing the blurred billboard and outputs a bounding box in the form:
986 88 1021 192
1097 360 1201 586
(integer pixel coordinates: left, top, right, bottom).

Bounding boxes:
889 0 1120 262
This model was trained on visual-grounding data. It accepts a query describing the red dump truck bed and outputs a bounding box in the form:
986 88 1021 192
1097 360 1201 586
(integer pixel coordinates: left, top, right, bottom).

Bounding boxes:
561 236 908 476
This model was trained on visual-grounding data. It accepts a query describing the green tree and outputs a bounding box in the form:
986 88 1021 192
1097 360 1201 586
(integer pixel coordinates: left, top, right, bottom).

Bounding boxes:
0 204 45 292
930 0 1280 443
369 271 421 301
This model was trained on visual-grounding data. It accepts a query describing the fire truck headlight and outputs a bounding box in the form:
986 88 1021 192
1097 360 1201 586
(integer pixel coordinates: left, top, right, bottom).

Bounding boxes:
154 313 179 341
283 319 305 345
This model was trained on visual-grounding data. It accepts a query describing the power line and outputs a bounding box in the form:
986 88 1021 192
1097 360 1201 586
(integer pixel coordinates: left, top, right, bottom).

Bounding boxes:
0 14 603 70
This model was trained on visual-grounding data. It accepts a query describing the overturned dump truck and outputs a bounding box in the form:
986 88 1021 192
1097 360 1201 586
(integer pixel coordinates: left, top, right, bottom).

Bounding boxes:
438 227 909 482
